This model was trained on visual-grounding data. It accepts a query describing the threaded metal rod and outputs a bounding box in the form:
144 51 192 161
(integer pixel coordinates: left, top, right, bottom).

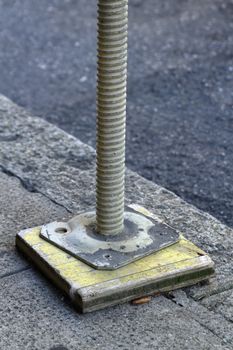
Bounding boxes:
96 0 128 235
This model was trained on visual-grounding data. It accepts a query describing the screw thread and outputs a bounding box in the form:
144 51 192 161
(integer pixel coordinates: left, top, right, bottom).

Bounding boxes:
96 0 128 235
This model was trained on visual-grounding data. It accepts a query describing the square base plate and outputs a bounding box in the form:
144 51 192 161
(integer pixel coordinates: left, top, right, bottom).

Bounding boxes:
40 206 180 270
16 212 214 313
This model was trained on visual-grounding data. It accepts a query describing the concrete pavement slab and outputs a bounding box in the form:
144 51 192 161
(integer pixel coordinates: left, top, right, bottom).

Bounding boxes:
170 290 233 345
0 269 230 350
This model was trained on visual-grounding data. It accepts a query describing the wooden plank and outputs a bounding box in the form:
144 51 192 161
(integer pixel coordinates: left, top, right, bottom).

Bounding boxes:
16 226 214 313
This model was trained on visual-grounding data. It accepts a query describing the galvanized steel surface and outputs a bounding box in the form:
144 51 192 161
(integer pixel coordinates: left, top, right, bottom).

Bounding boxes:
96 0 128 235
40 205 180 270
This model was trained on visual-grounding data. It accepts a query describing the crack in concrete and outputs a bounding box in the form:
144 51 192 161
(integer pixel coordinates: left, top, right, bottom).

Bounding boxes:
0 266 31 280
0 165 73 283
0 165 72 214
164 292 233 347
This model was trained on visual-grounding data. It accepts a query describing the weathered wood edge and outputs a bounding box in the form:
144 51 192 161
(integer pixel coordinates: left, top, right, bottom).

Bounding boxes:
79 262 214 312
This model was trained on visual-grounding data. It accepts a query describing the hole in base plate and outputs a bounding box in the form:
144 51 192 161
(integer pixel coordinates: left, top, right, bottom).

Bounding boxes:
55 227 68 234
104 254 111 259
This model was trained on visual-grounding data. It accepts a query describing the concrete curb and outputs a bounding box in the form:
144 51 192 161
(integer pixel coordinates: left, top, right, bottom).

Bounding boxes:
0 94 233 348
0 94 232 269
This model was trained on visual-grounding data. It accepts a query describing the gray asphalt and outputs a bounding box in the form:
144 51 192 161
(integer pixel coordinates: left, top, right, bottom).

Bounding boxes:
0 0 232 226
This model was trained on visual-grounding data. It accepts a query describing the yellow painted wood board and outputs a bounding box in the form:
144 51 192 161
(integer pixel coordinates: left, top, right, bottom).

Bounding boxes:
16 226 214 313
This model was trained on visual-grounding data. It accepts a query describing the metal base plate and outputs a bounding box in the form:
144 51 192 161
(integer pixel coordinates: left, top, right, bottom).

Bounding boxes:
40 205 180 270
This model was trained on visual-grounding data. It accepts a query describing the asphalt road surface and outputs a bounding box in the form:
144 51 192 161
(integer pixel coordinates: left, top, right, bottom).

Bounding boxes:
0 0 232 227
